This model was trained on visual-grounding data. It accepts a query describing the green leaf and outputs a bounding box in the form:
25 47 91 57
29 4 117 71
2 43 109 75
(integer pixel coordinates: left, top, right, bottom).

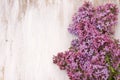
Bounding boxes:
105 54 111 65
109 66 116 74
108 76 115 80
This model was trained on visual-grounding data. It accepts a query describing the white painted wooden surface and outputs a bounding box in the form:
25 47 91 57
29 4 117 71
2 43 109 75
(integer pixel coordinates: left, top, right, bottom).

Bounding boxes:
0 0 119 80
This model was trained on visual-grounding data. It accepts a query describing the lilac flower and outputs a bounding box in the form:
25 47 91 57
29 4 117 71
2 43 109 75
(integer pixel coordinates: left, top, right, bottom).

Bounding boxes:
68 2 118 36
53 2 120 80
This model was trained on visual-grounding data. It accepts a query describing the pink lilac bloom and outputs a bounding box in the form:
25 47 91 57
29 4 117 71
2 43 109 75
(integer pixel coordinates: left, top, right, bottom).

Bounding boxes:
68 2 118 36
53 2 120 80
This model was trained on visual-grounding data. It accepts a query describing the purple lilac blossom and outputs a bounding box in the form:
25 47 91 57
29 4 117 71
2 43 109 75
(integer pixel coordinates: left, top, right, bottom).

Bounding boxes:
53 2 120 80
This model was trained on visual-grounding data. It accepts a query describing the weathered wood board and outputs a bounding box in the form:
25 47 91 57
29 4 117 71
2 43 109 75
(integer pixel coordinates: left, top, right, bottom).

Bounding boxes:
0 0 120 80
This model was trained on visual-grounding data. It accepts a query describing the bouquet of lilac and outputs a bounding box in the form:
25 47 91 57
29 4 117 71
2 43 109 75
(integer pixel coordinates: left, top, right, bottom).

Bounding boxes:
53 2 120 80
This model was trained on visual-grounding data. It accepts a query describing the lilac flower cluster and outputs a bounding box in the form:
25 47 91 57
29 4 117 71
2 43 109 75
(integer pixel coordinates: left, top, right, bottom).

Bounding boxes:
53 2 120 80
68 2 118 36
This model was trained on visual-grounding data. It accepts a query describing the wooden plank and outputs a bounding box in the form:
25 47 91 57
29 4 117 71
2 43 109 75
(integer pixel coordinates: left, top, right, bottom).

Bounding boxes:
0 0 119 80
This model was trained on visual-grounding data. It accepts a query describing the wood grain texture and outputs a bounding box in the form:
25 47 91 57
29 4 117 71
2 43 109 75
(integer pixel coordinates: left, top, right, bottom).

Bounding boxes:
0 0 119 80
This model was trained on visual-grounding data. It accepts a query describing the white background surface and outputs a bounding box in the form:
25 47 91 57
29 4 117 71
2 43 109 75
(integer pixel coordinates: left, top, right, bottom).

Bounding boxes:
0 0 120 80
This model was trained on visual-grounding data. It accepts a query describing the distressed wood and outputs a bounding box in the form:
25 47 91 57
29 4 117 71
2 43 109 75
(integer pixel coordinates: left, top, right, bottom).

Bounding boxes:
0 0 119 80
